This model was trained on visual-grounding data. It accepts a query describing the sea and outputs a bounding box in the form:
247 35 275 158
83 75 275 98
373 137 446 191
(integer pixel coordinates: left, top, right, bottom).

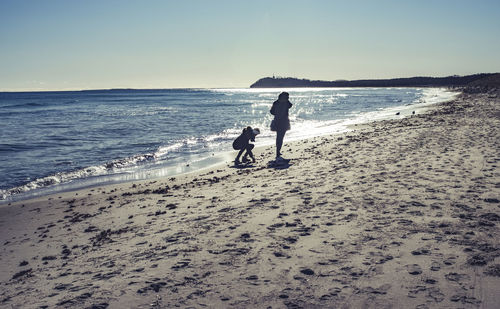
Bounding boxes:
0 87 458 203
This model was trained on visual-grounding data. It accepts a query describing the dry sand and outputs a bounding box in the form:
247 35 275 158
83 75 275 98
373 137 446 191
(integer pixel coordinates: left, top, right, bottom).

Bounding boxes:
1 91 499 308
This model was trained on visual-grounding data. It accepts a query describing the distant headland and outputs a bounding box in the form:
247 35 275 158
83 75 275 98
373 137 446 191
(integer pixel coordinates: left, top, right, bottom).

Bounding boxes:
250 73 500 89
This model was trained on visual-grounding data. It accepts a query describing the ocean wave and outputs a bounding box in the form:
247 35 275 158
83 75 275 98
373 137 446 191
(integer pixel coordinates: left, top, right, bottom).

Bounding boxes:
0 143 35 152
1 152 158 201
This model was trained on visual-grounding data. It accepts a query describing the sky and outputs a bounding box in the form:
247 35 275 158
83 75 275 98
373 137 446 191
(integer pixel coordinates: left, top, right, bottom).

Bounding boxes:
1 0 500 91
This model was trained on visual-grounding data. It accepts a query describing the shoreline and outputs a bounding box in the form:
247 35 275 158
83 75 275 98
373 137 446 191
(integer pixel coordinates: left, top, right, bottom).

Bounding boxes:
1 90 499 308
1 87 459 205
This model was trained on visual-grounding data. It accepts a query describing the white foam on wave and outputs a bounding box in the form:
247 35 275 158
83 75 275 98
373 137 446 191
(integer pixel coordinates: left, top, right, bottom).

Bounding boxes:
155 142 184 158
0 152 161 202
261 88 460 145
1 165 106 201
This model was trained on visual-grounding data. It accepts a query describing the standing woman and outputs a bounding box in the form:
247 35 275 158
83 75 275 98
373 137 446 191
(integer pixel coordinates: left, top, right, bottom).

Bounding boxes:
270 92 292 160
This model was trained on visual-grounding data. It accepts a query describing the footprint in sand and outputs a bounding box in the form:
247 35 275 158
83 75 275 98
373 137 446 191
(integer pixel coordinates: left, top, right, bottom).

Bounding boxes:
430 261 441 271
300 268 315 276
406 264 422 275
445 272 469 282
484 264 500 276
427 287 445 302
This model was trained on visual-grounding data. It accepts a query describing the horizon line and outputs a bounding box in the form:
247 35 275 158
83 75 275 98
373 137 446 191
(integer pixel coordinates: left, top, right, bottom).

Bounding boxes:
0 86 251 93
2 72 498 93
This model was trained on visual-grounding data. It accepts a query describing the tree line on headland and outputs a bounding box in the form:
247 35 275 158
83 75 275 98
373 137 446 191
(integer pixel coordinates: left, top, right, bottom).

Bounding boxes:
250 73 500 89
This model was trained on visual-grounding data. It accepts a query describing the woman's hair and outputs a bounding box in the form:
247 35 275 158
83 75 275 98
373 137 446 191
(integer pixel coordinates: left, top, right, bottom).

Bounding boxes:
278 92 289 100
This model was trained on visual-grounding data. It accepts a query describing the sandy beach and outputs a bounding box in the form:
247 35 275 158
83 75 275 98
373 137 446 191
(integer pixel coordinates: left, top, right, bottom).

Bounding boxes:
1 90 499 308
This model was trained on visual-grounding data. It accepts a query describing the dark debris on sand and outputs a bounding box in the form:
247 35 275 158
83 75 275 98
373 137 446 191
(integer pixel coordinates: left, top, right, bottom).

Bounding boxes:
11 268 32 280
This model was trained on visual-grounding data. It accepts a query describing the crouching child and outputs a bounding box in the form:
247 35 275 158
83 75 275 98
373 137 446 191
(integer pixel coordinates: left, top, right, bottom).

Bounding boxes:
233 126 260 165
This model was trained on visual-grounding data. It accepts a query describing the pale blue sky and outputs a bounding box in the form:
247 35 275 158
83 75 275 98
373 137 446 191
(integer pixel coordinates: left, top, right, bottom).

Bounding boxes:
1 0 499 91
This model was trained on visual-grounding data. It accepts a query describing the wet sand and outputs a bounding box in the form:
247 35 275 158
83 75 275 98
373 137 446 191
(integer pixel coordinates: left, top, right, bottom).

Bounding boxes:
1 91 499 308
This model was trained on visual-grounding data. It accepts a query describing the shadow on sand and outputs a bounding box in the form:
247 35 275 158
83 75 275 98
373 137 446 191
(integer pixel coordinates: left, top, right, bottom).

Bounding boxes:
230 163 256 169
267 160 292 170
